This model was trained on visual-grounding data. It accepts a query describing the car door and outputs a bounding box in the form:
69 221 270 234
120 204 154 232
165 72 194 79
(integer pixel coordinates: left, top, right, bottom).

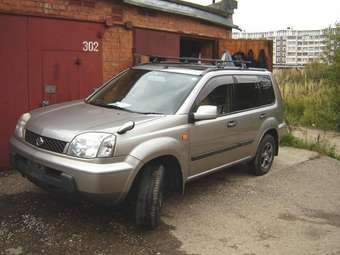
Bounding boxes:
228 75 275 159
189 75 239 177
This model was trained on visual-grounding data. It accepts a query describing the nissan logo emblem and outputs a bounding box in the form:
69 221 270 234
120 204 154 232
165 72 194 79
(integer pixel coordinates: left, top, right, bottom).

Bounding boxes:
35 137 44 147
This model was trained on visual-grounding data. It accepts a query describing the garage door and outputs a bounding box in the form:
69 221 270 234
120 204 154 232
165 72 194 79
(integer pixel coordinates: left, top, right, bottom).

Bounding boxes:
0 14 104 170
0 15 29 171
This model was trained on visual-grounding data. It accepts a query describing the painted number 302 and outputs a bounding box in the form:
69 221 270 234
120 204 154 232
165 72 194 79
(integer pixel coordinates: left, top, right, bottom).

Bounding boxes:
82 41 99 52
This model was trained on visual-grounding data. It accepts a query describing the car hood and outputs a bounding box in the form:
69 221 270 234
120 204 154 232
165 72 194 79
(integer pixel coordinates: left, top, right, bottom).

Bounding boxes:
26 100 164 142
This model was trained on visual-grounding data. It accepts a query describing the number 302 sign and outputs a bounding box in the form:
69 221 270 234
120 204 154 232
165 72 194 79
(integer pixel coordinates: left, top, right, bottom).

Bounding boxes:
82 41 99 52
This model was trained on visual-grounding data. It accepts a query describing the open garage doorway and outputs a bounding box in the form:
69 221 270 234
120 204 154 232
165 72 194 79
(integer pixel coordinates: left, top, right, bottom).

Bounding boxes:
180 37 217 59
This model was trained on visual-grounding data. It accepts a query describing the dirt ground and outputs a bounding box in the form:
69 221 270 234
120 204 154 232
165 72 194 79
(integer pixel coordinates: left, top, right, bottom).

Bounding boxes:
1 147 340 255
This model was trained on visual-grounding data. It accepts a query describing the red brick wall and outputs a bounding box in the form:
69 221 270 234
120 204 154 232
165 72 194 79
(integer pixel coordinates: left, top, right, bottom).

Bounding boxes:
0 0 232 80
102 26 133 80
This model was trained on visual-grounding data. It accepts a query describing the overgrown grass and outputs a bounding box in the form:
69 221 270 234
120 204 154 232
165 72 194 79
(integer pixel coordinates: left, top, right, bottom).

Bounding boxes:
275 32 340 131
275 62 339 131
281 133 340 160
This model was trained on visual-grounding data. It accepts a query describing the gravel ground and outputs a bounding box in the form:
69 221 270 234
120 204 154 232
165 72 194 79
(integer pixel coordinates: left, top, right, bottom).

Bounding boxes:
0 147 340 255
0 173 181 255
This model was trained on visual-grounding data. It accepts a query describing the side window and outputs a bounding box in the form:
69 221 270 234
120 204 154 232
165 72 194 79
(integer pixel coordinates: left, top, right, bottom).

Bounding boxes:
195 76 233 115
197 85 229 114
232 75 276 112
258 76 276 105
232 79 260 111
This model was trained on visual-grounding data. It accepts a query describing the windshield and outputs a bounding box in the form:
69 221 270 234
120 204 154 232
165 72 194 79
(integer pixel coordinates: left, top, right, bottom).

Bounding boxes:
87 69 200 114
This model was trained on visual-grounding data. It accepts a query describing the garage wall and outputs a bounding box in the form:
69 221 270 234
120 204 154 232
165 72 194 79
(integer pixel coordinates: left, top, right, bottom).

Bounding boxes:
134 28 180 57
102 26 134 81
0 0 232 80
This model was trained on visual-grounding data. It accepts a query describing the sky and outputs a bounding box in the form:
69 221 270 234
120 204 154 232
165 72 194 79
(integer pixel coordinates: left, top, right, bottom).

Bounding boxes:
185 0 340 32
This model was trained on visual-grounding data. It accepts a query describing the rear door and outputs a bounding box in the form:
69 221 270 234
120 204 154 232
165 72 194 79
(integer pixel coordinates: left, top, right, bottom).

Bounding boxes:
228 75 276 158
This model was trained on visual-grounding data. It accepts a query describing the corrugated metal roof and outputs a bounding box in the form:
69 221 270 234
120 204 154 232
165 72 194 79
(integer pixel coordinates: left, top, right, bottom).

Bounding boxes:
123 0 239 29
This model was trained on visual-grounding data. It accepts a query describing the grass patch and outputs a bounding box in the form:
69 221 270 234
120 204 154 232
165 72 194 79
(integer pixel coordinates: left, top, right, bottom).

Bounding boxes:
275 65 339 131
281 133 340 160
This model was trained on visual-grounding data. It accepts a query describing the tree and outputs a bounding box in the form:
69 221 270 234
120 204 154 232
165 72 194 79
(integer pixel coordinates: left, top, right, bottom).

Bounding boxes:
323 23 340 130
322 23 340 64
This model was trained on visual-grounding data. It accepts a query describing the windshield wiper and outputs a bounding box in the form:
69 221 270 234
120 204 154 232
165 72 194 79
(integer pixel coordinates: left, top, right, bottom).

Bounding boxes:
135 111 163 115
89 100 163 115
89 100 135 113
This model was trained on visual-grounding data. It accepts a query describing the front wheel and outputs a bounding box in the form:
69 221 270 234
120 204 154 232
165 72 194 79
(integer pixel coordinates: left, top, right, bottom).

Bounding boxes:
249 134 276 176
135 163 165 229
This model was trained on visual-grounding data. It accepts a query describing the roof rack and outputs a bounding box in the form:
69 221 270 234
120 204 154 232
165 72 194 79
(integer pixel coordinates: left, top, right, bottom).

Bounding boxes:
149 56 251 69
135 55 269 74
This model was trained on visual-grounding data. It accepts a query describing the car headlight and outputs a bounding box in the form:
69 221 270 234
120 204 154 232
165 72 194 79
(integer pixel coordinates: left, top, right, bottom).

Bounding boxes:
67 133 116 159
15 113 31 139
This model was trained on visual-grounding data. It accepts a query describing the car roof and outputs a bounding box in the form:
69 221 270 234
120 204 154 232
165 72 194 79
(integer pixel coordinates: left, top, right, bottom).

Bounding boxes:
133 63 271 76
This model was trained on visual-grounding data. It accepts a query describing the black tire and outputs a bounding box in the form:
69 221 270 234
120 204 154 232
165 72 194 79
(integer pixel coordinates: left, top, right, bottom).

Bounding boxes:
135 163 165 229
250 134 276 176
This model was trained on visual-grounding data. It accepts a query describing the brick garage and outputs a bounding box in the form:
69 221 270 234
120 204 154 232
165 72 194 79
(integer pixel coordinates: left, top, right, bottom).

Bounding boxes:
0 0 236 79
0 0 271 169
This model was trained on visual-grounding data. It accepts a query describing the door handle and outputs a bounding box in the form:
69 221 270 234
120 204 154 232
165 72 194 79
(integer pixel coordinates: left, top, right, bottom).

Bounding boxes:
227 120 237 128
259 113 267 120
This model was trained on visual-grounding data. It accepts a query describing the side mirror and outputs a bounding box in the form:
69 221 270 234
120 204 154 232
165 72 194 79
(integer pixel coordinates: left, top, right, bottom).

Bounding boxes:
193 105 218 121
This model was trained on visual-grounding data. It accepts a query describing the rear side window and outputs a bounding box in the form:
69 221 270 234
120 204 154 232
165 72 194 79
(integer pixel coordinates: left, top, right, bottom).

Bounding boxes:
232 77 260 111
232 75 275 112
258 76 275 105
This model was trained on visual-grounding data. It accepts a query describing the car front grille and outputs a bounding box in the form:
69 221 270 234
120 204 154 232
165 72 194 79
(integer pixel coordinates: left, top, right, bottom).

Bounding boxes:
25 129 67 154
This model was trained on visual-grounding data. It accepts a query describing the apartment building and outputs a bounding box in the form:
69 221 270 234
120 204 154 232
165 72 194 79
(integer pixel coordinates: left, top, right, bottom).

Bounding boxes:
233 28 328 68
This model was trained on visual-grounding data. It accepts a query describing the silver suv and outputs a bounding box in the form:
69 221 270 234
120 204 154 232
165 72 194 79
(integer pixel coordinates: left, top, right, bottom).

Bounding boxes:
10 60 287 229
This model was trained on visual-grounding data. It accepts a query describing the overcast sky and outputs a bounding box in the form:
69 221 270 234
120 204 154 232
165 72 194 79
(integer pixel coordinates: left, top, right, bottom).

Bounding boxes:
185 0 340 32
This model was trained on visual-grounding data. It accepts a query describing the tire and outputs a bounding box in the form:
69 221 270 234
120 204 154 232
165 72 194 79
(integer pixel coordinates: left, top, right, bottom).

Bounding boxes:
250 134 276 176
135 163 165 229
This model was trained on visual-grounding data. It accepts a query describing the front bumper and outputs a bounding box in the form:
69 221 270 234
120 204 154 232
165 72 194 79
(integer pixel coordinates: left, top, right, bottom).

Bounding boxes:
10 136 142 204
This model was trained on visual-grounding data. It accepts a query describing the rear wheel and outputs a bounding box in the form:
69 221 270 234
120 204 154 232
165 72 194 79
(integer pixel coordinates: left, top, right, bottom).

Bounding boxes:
250 134 276 176
135 163 165 229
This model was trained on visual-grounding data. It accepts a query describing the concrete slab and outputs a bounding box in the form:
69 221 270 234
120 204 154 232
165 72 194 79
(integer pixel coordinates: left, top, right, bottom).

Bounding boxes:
162 149 340 255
